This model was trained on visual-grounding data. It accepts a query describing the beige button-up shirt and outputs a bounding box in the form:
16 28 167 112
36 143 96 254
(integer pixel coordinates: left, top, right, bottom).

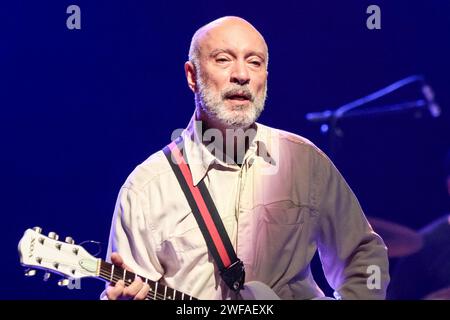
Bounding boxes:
105 116 389 300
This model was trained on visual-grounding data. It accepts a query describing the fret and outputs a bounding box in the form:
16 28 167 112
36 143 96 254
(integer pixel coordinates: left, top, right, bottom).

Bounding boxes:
99 261 115 283
125 270 133 284
113 265 123 283
144 278 150 300
147 280 154 299
110 264 114 282
98 261 197 300
143 277 153 300
166 287 174 300
155 282 164 300
154 282 158 300
147 284 154 301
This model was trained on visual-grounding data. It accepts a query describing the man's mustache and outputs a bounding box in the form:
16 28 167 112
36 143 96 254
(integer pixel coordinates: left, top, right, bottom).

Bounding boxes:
222 87 254 102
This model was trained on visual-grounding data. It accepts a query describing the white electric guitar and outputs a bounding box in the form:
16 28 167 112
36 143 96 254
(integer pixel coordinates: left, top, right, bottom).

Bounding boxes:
18 227 280 300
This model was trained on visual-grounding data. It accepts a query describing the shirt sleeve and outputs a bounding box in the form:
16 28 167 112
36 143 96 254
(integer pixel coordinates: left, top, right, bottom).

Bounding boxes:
315 154 390 299
100 186 164 299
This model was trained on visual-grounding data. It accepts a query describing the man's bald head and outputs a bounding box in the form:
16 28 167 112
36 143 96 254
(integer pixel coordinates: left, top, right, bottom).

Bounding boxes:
188 16 269 70
185 16 268 129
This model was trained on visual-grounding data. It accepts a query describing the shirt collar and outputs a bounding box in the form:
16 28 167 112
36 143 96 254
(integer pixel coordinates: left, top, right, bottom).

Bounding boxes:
181 116 217 186
181 113 276 186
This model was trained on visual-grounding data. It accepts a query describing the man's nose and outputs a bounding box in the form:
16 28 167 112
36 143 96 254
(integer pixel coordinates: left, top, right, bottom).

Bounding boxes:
230 61 250 85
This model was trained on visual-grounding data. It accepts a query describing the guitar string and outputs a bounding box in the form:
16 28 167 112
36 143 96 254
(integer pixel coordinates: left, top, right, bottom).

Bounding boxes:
98 270 168 300
100 272 166 300
98 270 190 300
21 257 169 300
98 262 193 300
34 259 189 300
98 266 169 300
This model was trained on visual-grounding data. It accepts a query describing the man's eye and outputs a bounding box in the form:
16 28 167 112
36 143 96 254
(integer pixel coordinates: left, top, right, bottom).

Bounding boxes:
216 58 229 63
250 61 261 66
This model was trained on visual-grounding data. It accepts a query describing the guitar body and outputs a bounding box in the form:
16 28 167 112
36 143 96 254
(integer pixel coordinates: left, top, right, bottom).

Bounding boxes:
240 281 281 300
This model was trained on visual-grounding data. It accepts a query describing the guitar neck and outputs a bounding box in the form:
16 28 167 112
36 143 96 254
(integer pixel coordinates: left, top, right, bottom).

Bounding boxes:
98 260 196 300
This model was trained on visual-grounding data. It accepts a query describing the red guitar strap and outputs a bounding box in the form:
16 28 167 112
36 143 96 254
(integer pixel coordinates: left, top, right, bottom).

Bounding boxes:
163 136 245 292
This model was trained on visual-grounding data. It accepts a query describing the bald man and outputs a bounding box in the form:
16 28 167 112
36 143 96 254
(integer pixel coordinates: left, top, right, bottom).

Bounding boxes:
103 16 389 300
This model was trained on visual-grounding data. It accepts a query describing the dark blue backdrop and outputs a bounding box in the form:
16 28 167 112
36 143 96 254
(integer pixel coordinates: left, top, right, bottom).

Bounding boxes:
2 1 449 299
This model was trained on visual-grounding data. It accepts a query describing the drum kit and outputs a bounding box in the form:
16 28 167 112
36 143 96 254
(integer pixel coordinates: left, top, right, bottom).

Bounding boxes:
367 216 424 258
367 216 450 300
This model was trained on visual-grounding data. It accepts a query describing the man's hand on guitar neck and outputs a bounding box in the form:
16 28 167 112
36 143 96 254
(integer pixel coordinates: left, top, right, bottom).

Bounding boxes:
105 252 150 300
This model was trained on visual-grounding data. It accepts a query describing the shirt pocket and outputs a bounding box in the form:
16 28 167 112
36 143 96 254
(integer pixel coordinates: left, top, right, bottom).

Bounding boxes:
251 201 312 276
259 200 306 225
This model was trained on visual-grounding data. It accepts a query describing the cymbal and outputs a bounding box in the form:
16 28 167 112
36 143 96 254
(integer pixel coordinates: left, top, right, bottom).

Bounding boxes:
367 217 424 258
423 286 450 300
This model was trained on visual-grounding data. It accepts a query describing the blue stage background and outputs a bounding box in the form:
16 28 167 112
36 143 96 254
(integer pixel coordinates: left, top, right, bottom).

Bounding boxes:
2 1 449 299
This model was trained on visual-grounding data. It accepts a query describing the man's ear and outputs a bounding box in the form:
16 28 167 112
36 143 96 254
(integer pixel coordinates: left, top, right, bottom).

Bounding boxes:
185 61 197 92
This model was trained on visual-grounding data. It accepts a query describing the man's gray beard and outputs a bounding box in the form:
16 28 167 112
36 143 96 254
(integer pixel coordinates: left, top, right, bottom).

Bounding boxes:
195 75 267 129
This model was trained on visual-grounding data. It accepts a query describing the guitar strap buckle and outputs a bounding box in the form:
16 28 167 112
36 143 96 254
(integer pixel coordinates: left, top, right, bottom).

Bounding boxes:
220 259 245 293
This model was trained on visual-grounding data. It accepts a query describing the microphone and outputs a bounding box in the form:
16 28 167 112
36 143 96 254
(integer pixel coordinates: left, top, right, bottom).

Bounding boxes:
421 84 441 118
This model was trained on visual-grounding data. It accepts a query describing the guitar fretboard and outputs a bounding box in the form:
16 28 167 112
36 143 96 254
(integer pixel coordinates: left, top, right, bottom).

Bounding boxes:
99 260 196 300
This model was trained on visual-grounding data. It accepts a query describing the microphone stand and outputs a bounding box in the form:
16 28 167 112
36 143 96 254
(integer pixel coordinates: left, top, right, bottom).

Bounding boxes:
305 75 435 159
